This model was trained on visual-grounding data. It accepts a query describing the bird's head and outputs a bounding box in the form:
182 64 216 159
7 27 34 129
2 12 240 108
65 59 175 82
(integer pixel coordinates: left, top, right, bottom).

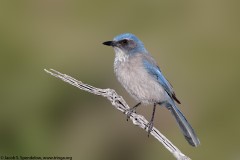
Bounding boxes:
103 33 147 55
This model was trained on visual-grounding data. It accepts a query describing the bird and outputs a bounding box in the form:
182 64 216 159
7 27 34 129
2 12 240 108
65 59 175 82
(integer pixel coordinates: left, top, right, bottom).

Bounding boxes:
102 33 200 147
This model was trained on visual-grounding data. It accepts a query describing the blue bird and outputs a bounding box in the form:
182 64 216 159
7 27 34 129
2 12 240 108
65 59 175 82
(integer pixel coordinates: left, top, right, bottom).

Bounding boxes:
103 33 200 147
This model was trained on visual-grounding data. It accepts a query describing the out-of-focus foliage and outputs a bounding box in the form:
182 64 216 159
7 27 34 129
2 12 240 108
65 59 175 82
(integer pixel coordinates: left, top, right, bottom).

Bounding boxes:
0 0 239 159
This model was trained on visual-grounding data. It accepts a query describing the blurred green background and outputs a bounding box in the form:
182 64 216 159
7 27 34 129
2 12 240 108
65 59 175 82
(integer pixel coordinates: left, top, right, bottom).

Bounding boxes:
0 0 239 159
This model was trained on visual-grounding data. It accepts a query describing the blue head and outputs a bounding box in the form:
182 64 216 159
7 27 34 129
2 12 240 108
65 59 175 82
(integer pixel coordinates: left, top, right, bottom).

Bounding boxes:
103 33 147 55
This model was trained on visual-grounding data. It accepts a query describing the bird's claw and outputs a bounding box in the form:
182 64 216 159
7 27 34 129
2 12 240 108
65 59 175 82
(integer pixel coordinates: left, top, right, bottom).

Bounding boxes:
126 108 136 121
146 121 153 137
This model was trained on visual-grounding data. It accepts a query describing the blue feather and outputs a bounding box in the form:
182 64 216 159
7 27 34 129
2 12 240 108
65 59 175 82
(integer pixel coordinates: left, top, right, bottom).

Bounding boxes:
143 59 173 94
143 59 180 104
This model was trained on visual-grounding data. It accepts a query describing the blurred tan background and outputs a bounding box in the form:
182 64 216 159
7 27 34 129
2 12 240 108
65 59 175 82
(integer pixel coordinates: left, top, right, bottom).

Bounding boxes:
0 0 239 159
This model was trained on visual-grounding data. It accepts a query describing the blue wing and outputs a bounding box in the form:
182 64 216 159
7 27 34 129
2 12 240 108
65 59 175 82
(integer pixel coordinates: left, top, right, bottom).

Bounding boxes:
143 59 181 104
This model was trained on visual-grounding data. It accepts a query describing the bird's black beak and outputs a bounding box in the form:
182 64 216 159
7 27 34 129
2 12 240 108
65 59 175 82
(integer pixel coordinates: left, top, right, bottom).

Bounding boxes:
102 41 116 47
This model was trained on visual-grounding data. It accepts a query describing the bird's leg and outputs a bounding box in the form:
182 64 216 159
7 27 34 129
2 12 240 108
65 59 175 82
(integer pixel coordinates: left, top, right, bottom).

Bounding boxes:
126 102 141 121
147 103 157 137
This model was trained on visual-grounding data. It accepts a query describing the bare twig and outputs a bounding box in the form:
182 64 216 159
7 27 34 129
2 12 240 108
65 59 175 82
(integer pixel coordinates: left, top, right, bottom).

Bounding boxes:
44 68 191 160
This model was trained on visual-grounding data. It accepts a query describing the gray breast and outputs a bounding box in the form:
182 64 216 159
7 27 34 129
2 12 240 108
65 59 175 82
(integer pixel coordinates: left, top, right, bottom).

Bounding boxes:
114 54 168 104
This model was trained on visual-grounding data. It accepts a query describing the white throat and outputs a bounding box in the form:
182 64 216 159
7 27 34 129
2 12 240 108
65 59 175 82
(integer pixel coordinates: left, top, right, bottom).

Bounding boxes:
114 47 129 63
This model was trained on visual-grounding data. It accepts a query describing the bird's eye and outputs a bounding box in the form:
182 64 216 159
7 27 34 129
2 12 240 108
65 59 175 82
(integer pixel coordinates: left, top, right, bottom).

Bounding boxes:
120 39 128 45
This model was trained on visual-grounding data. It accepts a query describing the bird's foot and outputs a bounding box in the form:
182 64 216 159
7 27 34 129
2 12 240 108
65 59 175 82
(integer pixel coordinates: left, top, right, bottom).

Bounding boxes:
145 121 154 137
146 103 157 137
125 102 141 121
126 108 136 121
